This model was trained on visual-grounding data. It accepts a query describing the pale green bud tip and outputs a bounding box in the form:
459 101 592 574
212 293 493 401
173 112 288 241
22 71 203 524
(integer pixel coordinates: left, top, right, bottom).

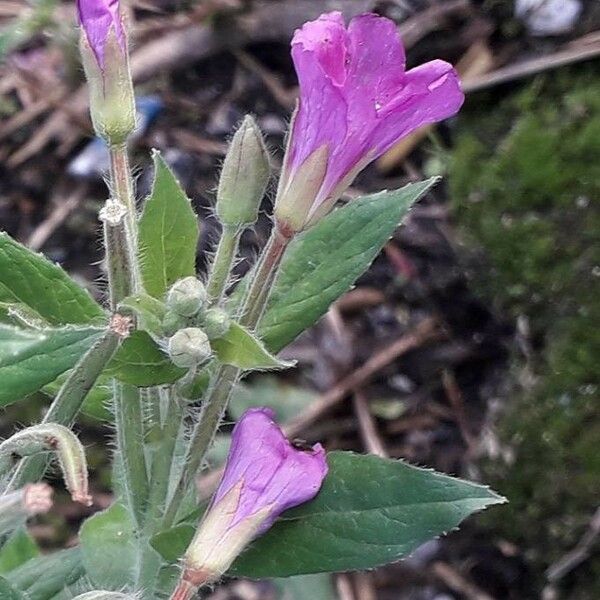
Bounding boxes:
168 328 212 368
80 28 135 145
166 277 207 317
202 308 231 339
216 115 271 226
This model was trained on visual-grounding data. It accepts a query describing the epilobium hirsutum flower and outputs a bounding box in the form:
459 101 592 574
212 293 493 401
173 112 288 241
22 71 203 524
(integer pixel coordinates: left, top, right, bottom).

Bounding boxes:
172 408 327 598
275 11 464 232
77 0 136 144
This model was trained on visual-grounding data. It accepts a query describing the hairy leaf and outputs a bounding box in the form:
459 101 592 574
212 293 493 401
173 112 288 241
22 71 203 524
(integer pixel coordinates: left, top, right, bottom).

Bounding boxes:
0 324 104 407
0 234 104 325
138 152 200 299
259 180 436 351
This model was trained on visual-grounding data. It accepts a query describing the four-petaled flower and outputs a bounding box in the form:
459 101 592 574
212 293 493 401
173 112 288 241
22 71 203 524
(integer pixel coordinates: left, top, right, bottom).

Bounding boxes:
275 11 464 231
179 408 328 590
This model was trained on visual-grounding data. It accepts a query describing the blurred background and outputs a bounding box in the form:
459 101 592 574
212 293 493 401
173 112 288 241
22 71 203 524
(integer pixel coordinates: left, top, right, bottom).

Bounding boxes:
0 0 599 598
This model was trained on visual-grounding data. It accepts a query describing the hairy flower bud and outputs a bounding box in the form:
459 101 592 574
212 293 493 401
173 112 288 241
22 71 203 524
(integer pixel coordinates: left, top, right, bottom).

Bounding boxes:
201 308 231 340
77 0 135 144
167 328 212 368
216 116 271 227
166 277 207 318
0 424 91 506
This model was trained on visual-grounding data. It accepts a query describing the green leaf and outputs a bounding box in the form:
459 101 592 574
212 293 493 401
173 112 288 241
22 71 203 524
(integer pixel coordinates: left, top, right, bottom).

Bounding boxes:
150 451 504 579
0 528 39 575
0 324 104 407
212 322 293 371
138 151 200 299
106 330 185 386
150 523 195 563
44 374 112 421
0 576 26 600
79 504 136 590
6 548 84 600
231 451 505 577
0 233 104 326
118 293 166 338
259 180 436 351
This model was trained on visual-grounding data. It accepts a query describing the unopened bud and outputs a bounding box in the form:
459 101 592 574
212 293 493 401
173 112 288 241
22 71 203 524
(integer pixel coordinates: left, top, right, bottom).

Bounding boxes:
166 277 207 317
216 115 271 227
78 0 135 145
0 424 91 506
168 328 212 368
201 308 231 340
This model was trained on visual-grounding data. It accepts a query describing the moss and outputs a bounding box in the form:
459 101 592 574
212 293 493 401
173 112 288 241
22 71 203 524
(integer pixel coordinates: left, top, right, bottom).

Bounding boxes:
448 67 600 595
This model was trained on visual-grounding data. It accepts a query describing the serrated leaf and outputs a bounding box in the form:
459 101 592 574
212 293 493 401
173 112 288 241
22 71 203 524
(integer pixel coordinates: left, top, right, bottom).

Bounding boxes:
138 152 200 299
212 322 292 371
0 324 104 407
79 504 136 590
0 528 39 575
258 180 436 351
231 451 505 577
105 330 185 386
0 233 104 326
150 451 504 579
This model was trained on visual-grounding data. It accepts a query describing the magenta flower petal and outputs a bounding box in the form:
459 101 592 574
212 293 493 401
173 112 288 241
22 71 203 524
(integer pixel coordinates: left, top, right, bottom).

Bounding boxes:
213 407 328 534
278 11 464 230
76 0 125 68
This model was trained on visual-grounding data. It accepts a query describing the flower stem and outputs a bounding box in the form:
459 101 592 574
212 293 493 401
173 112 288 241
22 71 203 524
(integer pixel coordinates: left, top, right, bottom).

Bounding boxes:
6 326 122 491
238 221 292 328
114 383 149 526
162 222 292 528
206 224 242 306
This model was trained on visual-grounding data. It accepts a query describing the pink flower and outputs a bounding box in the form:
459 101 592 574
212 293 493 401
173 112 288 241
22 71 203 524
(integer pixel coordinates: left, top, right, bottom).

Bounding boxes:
76 0 125 69
177 408 327 590
275 11 464 231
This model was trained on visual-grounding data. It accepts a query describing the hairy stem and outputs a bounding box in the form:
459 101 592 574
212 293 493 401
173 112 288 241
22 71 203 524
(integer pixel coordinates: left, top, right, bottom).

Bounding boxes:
114 383 149 526
6 327 122 491
206 224 242 306
162 222 292 527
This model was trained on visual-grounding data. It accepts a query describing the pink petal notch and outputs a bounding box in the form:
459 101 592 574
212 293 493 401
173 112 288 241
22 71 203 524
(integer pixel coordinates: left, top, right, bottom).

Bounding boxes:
275 11 464 232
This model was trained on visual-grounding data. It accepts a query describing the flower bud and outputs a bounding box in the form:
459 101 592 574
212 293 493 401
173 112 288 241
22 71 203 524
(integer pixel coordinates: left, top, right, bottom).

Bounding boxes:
166 277 207 317
201 308 231 340
216 116 271 227
78 0 136 145
0 424 91 506
167 328 212 368
173 408 327 595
